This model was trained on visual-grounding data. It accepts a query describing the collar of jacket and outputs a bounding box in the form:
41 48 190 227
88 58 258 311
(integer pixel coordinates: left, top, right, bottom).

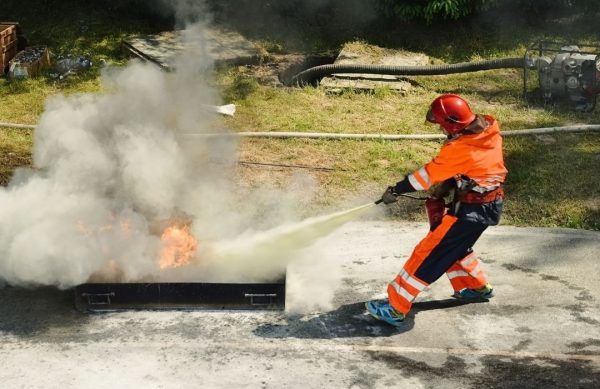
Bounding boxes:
461 114 489 134
444 114 490 142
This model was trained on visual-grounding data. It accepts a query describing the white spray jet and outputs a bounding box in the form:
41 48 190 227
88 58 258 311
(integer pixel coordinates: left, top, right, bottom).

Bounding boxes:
202 104 236 117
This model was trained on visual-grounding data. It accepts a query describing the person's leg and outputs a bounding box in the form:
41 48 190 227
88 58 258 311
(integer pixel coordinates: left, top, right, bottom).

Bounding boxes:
446 250 489 292
387 215 487 315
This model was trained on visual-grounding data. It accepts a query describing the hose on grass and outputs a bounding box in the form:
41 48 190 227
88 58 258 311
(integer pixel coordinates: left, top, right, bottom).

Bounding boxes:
181 125 600 140
291 57 525 85
2 122 600 139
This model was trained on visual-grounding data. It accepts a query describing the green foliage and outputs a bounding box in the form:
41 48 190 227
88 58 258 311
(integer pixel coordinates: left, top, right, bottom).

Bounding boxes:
376 0 600 23
492 0 600 24
500 0 600 13
377 0 492 22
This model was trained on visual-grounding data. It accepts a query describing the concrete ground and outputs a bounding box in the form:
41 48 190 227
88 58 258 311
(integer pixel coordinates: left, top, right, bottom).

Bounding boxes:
122 28 263 69
1 221 599 388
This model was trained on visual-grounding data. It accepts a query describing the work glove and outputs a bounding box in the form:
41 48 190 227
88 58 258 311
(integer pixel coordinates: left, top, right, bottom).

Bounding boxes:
380 186 399 204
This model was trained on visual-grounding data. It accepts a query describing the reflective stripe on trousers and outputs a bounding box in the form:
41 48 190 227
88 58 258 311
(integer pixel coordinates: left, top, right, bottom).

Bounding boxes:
446 252 488 292
387 269 428 314
387 214 489 314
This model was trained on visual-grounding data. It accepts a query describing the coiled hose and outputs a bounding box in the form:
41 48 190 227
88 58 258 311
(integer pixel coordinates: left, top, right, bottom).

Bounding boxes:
291 57 525 85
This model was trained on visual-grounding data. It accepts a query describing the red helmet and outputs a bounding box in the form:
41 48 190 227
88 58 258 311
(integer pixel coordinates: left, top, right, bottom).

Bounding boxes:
426 94 476 134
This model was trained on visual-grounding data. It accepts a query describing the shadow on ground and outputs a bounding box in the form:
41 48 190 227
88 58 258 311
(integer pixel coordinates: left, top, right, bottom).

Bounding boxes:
0 286 87 336
254 298 481 339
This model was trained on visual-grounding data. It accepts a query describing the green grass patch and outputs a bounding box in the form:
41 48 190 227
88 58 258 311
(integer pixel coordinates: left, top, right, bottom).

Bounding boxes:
503 133 600 230
0 127 33 185
1 0 164 124
237 133 600 230
218 67 600 135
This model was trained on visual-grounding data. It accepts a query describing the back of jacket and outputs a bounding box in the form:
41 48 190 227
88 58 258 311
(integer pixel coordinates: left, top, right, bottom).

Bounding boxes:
408 115 507 193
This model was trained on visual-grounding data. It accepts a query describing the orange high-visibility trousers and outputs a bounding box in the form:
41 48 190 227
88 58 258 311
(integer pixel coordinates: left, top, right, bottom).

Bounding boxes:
387 214 489 314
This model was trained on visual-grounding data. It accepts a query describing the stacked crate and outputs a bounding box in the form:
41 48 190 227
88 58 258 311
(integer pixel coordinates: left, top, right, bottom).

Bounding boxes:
1 23 18 75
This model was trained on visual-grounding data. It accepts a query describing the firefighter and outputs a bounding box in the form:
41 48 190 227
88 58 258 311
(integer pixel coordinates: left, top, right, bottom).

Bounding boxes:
367 94 507 327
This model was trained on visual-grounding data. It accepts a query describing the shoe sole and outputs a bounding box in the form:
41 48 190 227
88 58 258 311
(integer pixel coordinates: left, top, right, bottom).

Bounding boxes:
451 292 494 301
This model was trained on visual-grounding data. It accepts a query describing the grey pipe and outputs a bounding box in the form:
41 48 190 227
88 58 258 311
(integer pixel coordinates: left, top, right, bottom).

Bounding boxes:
0 122 35 129
3 122 600 139
182 125 600 140
291 57 525 85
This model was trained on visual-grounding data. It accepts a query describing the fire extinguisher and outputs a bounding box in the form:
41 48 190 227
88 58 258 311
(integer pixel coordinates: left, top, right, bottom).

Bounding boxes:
425 197 446 231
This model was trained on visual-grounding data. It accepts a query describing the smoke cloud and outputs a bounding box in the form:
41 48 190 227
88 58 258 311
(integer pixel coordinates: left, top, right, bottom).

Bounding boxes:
0 1 372 303
0 7 239 287
0 31 220 287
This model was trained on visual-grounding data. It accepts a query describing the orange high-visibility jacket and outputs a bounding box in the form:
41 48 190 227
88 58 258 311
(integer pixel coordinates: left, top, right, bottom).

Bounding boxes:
408 115 507 193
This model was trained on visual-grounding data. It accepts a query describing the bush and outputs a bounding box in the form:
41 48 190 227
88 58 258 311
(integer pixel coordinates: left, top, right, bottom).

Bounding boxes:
375 0 600 23
376 0 492 22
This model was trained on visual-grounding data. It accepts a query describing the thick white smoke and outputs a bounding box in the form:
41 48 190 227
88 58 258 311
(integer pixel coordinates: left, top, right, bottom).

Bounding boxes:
0 5 278 288
0 3 373 313
0 25 231 288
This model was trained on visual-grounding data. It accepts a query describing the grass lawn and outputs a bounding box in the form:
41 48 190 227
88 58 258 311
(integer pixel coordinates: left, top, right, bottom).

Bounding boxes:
1 1 599 230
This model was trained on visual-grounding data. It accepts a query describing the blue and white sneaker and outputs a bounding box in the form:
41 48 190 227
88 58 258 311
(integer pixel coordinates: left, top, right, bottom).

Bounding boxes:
365 299 405 327
452 284 494 301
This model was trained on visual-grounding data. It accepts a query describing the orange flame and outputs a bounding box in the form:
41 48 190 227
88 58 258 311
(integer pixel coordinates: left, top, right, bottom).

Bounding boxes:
159 224 198 269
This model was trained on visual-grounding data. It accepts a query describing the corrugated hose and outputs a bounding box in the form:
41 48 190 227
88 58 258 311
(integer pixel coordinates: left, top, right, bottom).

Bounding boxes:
291 57 526 85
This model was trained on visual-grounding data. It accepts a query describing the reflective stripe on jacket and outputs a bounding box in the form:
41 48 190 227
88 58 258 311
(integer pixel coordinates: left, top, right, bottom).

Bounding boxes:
408 115 507 193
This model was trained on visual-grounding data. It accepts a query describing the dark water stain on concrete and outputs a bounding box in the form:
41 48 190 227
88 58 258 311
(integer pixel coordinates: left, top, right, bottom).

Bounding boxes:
502 264 537 273
576 290 595 302
458 304 534 317
368 353 468 385
512 339 532 351
568 338 600 355
347 370 382 389
564 304 600 326
367 351 600 389
541 274 586 292
501 264 593 299
515 326 532 333
540 274 559 281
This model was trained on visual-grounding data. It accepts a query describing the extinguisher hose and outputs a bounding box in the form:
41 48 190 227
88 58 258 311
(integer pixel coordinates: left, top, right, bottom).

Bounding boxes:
375 193 428 205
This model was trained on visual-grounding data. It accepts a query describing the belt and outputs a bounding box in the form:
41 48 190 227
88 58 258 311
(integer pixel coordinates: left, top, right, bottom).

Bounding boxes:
458 187 504 204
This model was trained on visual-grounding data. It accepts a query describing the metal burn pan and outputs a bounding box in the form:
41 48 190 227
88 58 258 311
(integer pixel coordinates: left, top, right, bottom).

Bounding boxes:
74 279 285 312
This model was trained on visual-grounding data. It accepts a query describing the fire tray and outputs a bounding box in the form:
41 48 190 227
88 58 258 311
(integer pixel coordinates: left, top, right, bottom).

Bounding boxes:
74 280 285 312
